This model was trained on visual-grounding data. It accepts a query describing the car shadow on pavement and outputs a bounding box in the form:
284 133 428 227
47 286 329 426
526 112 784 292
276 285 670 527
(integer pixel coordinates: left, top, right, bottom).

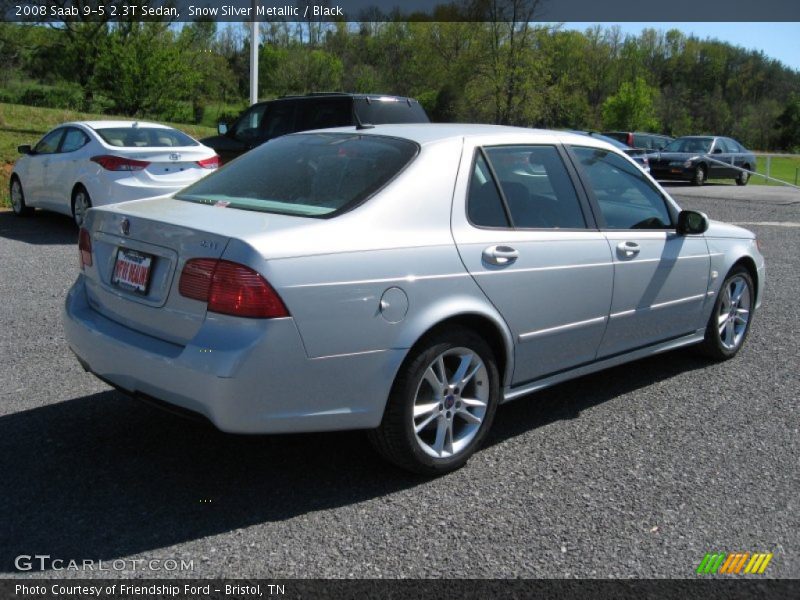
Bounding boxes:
0 210 77 245
0 350 711 572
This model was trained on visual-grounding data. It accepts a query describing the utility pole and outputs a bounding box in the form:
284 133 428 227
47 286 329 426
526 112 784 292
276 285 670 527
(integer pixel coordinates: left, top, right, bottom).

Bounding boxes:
249 0 259 105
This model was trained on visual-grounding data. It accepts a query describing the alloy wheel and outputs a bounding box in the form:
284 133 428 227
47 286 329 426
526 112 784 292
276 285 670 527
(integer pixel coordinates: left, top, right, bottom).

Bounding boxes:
717 275 751 351
411 347 489 458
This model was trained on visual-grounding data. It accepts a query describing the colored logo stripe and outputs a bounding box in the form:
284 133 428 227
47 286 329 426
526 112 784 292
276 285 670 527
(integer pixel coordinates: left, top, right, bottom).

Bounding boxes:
697 552 773 574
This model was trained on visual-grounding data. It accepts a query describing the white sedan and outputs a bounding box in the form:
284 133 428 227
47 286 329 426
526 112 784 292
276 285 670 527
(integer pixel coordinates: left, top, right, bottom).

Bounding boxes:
10 121 219 226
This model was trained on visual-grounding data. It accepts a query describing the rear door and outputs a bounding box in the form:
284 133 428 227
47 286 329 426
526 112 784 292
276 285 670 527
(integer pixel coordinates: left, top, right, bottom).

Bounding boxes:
451 139 614 385
567 145 710 357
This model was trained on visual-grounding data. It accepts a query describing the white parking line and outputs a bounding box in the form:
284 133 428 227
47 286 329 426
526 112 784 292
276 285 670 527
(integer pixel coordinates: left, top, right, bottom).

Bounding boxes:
732 221 800 228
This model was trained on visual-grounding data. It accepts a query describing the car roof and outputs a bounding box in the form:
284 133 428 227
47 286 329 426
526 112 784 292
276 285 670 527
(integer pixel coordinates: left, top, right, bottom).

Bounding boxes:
266 93 420 103
296 123 618 149
70 120 174 130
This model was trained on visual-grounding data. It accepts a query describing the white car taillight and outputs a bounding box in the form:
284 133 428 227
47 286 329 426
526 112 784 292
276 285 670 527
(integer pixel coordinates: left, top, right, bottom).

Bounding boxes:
197 155 220 169
91 155 150 171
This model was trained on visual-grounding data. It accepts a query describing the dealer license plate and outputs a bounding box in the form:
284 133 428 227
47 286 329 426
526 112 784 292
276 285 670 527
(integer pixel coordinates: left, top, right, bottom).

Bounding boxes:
112 248 153 294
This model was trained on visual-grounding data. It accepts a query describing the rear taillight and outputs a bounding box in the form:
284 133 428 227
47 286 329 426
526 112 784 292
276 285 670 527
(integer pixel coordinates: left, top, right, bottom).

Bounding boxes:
179 259 288 319
78 227 92 269
197 155 220 169
91 155 150 171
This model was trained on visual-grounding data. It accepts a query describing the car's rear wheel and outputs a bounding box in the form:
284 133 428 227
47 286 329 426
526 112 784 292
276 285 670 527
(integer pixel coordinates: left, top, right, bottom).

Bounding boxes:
368 327 500 475
10 177 33 217
736 166 750 186
72 185 92 228
699 266 755 360
692 165 706 186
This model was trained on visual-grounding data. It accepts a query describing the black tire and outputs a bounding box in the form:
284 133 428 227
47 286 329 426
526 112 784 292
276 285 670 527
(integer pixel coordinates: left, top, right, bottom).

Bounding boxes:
698 266 755 361
368 327 500 475
71 185 92 228
691 165 706 186
736 166 750 186
10 176 33 217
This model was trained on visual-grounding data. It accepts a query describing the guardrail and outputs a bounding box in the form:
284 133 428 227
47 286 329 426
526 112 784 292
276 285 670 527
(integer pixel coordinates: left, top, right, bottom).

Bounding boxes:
705 154 800 190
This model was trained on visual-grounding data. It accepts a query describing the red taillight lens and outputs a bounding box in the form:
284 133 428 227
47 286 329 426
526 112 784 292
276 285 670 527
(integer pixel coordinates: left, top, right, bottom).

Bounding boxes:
91 155 150 171
78 227 92 269
179 259 289 319
197 155 220 169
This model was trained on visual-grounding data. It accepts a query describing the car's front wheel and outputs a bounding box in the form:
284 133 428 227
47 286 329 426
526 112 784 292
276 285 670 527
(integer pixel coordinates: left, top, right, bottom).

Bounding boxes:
736 166 750 186
72 185 92 228
369 327 500 475
10 177 33 217
699 266 755 360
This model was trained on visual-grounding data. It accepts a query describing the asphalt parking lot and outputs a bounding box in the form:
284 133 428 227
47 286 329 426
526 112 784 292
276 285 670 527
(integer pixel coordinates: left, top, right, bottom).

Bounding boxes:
0 182 798 579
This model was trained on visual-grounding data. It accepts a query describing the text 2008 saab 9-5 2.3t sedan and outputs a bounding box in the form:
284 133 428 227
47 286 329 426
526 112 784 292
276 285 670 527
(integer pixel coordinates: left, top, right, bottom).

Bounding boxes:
63 124 764 474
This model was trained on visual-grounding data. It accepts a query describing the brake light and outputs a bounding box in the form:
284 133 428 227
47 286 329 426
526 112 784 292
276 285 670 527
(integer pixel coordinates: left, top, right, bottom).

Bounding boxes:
91 155 150 171
179 259 288 318
197 155 220 169
78 227 92 269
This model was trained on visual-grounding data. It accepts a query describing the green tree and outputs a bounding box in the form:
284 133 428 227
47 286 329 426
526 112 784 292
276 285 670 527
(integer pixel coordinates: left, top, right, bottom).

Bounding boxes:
601 77 659 131
776 95 800 151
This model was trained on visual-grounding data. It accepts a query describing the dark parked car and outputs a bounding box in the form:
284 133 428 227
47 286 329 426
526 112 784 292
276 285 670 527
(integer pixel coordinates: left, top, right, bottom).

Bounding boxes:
570 131 651 172
201 93 430 163
603 131 673 151
649 136 756 186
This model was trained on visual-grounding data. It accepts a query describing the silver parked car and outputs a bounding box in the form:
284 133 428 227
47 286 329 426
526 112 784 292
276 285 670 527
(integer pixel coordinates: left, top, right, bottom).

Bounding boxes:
63 125 765 474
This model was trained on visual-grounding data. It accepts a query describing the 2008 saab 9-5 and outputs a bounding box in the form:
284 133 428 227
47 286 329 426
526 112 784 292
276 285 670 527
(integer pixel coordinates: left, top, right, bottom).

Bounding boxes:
63 125 764 474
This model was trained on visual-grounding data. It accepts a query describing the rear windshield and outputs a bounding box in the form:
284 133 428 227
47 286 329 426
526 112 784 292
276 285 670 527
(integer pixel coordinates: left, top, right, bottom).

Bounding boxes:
95 127 199 148
175 133 419 217
356 99 430 125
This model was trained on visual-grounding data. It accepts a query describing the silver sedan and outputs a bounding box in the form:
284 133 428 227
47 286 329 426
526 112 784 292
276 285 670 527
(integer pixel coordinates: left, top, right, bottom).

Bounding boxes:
63 125 765 474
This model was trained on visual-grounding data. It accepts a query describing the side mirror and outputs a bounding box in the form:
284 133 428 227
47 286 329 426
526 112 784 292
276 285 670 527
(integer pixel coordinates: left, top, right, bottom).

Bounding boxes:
217 122 228 135
17 144 32 155
713 148 723 154
677 210 709 235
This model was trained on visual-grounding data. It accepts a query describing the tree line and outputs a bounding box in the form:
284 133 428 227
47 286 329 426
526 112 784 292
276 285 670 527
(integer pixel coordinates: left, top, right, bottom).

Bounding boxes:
1 16 800 150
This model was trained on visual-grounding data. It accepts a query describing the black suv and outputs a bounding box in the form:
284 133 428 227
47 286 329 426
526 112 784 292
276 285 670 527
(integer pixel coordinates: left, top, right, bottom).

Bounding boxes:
202 93 430 163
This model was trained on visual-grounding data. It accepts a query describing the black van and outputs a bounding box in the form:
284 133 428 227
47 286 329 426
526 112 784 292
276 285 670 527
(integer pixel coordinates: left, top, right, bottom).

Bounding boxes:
202 93 430 163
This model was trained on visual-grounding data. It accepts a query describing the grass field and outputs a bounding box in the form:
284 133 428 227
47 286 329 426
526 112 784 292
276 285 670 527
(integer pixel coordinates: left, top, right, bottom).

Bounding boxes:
0 103 215 208
752 155 800 186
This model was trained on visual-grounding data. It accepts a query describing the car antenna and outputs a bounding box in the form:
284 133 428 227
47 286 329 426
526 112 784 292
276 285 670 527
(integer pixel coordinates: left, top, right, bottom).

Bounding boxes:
353 110 374 131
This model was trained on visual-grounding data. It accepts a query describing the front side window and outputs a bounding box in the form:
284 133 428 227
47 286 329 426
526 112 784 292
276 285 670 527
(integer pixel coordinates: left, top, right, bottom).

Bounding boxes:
231 104 268 142
262 104 297 139
572 146 673 230
34 129 64 154
468 145 586 229
176 133 418 218
60 128 89 153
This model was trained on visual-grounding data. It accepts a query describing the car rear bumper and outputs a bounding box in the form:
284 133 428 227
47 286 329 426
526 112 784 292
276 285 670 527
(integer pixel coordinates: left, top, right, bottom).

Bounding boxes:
63 276 404 433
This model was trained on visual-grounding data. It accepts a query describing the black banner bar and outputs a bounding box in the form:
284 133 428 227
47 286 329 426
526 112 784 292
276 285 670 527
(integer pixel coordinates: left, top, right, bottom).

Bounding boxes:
2 0 800 22
2 579 799 600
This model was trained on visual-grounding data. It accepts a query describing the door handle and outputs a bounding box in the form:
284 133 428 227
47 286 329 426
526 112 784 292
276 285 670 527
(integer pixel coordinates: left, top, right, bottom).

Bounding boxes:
483 245 519 266
616 241 640 258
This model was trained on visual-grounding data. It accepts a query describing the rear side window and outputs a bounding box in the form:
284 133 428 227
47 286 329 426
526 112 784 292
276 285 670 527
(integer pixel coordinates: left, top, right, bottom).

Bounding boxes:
467 152 510 228
176 133 418 218
572 146 672 229
356 99 430 125
60 128 89 153
95 127 198 148
297 99 352 131
468 145 586 229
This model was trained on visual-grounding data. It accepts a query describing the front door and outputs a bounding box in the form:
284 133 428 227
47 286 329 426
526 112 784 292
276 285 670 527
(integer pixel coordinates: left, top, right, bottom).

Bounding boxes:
567 145 711 357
